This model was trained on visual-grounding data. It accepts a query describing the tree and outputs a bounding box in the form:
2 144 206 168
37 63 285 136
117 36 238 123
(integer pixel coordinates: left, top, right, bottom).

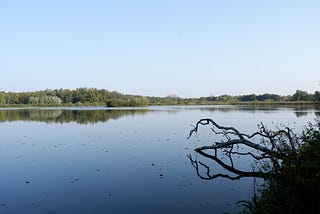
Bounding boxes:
28 96 62 105
188 118 320 213
314 91 320 102
188 119 298 180
0 91 5 105
292 90 310 101
239 94 257 102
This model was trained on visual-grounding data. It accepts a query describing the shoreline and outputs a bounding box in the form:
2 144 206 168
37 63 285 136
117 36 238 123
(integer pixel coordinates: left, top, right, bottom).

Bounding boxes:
0 101 319 109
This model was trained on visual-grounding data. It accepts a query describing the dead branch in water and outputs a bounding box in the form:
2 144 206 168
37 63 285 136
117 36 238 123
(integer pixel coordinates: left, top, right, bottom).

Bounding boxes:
188 118 298 180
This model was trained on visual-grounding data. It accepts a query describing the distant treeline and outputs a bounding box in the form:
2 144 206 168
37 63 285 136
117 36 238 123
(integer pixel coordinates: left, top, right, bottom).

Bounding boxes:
0 88 319 107
149 89 320 105
0 88 149 107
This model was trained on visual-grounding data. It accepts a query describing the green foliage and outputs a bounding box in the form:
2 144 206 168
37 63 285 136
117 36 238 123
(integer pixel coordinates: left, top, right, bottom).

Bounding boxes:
106 99 127 107
0 88 149 107
28 96 62 105
127 97 149 107
314 91 320 102
0 88 319 107
292 90 312 101
106 97 149 107
240 118 320 213
239 94 257 102
0 92 5 104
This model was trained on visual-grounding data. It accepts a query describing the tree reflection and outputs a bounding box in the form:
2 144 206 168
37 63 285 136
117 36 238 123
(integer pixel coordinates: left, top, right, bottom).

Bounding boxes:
0 109 149 124
294 111 309 117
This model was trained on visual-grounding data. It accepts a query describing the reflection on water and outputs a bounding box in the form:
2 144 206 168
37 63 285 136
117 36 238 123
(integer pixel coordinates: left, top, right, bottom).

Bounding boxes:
0 105 318 124
0 108 148 124
0 106 319 214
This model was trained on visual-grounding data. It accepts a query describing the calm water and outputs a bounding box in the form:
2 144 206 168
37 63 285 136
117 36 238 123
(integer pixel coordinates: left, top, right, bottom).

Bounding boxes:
0 106 318 214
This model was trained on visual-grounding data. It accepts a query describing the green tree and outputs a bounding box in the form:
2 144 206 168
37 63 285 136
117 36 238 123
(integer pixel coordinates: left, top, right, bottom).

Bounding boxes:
0 92 5 104
29 96 62 105
292 90 310 101
88 88 100 103
314 91 320 102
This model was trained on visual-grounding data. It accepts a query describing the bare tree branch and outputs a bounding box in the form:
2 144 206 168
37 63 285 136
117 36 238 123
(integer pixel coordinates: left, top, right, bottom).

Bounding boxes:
187 118 297 180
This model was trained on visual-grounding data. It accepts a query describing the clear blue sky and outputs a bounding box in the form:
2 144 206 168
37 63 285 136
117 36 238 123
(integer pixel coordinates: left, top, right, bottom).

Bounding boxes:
1 0 319 97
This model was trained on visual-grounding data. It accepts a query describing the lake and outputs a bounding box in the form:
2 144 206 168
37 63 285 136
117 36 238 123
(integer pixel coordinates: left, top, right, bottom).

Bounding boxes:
0 105 318 213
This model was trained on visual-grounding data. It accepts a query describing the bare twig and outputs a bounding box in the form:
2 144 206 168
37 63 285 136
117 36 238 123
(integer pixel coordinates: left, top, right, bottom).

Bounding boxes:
187 118 296 180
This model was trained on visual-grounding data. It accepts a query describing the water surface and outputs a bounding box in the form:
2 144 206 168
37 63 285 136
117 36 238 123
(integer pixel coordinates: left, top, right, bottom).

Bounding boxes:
0 106 318 213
